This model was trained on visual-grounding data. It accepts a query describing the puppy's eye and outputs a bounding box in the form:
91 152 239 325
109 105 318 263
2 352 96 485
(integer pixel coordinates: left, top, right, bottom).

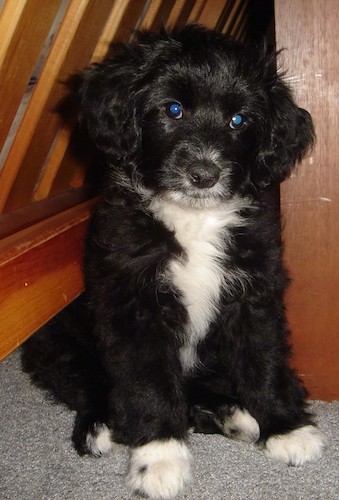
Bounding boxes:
229 113 246 130
165 102 183 120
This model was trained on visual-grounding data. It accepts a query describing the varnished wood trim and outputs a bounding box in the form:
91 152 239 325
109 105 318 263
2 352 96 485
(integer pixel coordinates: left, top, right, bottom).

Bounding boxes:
0 200 95 359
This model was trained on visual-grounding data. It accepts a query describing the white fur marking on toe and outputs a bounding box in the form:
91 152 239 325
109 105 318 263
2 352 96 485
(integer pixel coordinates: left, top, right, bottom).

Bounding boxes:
223 407 260 442
264 425 327 466
126 439 192 499
86 424 113 457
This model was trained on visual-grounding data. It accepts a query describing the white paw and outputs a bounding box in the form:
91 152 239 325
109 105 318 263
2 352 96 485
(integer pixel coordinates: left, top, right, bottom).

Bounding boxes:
222 407 260 443
264 425 327 466
86 423 113 457
126 439 192 499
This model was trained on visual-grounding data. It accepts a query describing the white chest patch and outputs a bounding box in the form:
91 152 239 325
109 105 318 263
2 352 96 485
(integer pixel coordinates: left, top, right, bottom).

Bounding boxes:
150 197 247 372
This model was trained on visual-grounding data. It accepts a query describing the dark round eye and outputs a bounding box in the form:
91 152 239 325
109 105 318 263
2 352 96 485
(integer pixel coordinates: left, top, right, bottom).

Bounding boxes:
165 102 183 119
230 113 245 129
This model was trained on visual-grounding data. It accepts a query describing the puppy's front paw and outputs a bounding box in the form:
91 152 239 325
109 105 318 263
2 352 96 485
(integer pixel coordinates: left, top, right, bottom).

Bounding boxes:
126 439 192 499
264 425 327 466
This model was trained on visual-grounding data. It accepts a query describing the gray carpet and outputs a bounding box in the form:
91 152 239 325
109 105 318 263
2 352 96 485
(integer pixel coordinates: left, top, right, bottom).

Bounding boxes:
1 351 338 500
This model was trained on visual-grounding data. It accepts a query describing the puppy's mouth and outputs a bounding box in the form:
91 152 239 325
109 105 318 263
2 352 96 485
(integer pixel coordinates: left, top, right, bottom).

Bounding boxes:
166 192 224 209
164 179 230 209
158 164 231 208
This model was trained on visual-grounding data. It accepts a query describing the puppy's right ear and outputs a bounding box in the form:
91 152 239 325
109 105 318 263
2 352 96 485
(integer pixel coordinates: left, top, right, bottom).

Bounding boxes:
78 56 140 160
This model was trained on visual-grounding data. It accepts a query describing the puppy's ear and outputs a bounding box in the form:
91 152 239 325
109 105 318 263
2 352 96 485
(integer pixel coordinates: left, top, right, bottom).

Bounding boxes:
254 57 315 189
78 53 141 161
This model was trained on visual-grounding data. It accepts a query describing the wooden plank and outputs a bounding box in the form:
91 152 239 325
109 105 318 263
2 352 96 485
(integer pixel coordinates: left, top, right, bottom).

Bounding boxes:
0 0 62 154
33 124 75 202
275 0 339 401
0 0 90 212
229 0 248 38
113 0 150 43
0 200 95 360
187 0 208 23
91 0 133 61
0 0 28 67
150 0 177 30
49 127 94 198
197 0 229 28
167 0 187 27
140 0 163 29
4 0 115 211
0 188 94 239
167 0 197 28
220 0 242 35
234 11 249 42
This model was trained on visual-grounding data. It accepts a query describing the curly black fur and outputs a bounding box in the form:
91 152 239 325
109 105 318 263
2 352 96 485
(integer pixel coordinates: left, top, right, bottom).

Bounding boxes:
22 25 322 497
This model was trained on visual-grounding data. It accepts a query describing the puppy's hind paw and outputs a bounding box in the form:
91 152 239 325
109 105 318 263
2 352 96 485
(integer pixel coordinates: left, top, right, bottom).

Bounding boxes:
264 425 327 466
73 414 114 457
85 423 114 457
222 407 260 443
126 439 192 499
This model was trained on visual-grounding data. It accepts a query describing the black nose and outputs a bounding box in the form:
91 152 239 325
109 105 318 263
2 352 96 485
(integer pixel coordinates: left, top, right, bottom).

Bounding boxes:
189 163 220 189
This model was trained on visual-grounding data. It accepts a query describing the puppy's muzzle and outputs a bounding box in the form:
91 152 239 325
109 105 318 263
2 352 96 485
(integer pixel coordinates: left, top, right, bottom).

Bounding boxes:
189 161 220 189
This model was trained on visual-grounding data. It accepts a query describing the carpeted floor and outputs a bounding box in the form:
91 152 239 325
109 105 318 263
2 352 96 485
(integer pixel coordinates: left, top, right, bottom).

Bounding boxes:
1 351 338 499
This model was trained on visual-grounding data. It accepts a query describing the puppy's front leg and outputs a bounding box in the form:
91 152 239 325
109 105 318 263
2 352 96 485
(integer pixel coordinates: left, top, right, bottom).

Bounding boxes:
98 318 191 499
85 202 192 497
226 302 327 466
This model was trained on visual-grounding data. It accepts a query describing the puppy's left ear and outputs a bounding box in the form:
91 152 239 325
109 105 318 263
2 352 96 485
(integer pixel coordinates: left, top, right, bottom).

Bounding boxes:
254 61 315 189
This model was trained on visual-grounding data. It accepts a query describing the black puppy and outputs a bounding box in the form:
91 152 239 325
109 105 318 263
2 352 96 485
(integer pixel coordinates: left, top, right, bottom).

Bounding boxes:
22 25 326 499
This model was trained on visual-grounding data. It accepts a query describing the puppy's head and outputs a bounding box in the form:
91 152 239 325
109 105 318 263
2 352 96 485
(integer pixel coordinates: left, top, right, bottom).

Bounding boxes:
79 25 314 207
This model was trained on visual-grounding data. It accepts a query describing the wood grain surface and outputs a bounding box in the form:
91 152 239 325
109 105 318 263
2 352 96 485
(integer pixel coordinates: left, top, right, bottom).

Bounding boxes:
0 201 94 360
275 0 339 400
